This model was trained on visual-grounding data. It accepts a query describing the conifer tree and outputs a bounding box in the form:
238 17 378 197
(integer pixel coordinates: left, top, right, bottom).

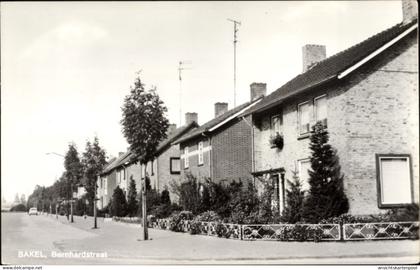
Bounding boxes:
281 171 305 223
302 122 349 223
127 176 138 217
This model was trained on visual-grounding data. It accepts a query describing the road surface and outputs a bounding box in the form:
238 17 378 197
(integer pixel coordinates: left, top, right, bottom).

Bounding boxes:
1 212 419 264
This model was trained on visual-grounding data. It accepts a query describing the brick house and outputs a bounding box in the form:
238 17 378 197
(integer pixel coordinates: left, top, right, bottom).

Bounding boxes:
241 2 418 215
174 87 265 185
140 120 199 201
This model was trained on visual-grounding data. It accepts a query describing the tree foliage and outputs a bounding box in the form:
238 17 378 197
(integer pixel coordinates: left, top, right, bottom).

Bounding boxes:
120 76 169 164
127 176 138 217
281 171 305 223
110 186 128 217
81 137 107 215
64 143 83 199
301 122 349 223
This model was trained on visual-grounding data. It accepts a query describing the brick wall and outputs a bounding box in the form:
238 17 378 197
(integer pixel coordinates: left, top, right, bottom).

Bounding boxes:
212 117 253 184
180 138 211 182
156 144 182 202
253 31 418 216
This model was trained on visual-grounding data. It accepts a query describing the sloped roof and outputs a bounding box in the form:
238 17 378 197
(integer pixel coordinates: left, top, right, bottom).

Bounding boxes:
100 157 118 175
173 99 261 144
243 20 418 116
100 122 198 175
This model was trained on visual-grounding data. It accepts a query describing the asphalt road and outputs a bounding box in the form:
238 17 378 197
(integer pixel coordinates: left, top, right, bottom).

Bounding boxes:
1 212 419 265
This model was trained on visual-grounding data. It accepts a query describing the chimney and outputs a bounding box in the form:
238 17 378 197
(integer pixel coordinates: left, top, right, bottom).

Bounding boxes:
402 0 418 24
118 152 124 157
250 82 267 101
214 102 228 117
167 124 177 135
302 44 326 72
185 112 198 125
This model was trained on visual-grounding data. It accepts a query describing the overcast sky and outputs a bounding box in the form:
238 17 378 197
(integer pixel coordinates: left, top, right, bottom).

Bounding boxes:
1 1 403 202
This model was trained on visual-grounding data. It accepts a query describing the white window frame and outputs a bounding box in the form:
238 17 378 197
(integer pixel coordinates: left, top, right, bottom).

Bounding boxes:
376 154 413 208
198 142 204 165
184 146 189 168
298 101 311 136
271 114 282 136
314 94 328 127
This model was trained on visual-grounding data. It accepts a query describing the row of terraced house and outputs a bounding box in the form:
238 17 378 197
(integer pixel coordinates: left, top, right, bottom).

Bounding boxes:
97 1 418 216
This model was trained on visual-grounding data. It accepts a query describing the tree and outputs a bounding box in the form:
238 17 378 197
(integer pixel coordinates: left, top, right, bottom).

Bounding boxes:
121 75 169 240
14 193 20 205
281 171 305 223
81 137 107 215
111 186 128 217
20 194 27 206
127 176 138 217
301 122 349 223
64 143 83 221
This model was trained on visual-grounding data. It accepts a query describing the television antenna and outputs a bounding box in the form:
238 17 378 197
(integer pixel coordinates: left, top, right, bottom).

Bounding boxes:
227 18 241 107
178 60 192 126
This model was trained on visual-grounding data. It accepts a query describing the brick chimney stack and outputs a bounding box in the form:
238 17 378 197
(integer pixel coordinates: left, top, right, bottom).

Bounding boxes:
302 44 326 72
185 112 198 125
402 0 418 24
250 83 267 101
214 102 228 117
118 152 124 157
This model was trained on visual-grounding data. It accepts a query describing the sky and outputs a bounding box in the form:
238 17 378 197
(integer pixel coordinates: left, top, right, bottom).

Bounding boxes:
1 1 403 202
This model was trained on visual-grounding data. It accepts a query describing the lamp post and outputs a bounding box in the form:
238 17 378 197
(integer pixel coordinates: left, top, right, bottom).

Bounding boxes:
92 177 98 229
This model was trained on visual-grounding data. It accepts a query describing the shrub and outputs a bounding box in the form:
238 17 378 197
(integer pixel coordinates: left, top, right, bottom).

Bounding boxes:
386 203 419 221
110 186 128 217
229 182 259 224
215 223 230 238
177 174 201 214
10 204 27 212
281 171 305 224
168 210 193 232
126 176 138 217
269 132 284 150
194 211 221 222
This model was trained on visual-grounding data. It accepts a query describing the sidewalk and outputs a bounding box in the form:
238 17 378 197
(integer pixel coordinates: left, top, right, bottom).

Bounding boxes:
44 213 420 264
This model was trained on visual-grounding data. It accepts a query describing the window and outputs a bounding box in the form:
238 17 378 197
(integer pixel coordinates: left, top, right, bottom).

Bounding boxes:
151 160 154 176
376 154 413 207
271 114 282 136
123 168 126 180
170 157 181 174
298 102 311 135
184 147 189 168
298 159 311 192
315 95 327 127
198 142 204 165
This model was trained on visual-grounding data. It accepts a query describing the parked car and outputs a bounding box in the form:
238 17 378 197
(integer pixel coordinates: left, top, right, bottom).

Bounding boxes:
28 208 38 216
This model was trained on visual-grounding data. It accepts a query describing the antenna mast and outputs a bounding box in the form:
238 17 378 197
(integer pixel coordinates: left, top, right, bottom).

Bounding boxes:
178 60 192 126
227 18 241 107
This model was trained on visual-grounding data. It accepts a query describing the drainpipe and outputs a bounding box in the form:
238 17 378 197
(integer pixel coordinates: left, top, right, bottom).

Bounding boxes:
242 115 255 185
202 132 212 180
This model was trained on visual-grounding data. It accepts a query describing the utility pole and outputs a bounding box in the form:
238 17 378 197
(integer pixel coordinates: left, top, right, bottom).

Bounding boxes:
178 61 192 126
227 18 241 108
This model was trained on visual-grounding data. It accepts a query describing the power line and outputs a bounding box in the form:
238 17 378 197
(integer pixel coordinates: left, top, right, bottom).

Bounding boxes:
227 18 241 107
